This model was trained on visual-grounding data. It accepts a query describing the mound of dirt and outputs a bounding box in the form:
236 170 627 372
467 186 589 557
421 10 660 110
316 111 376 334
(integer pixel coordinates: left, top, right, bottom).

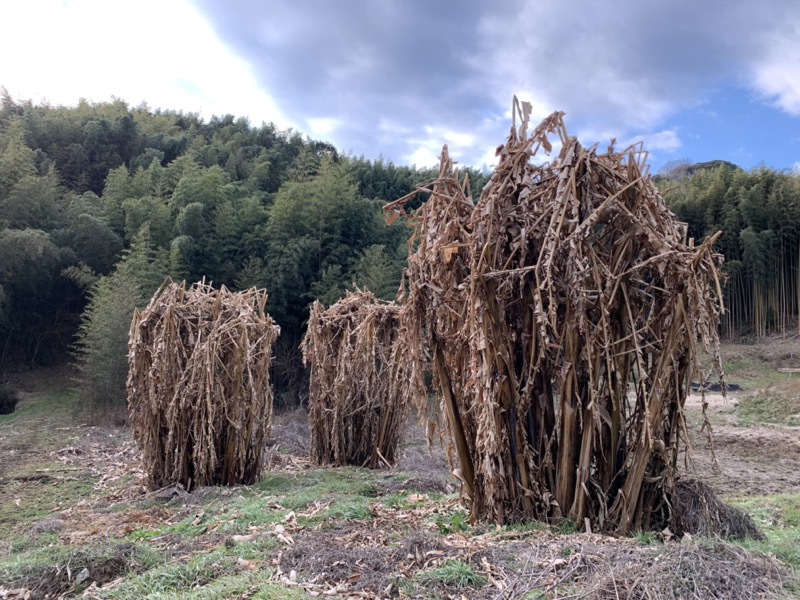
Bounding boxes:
590 541 788 599
276 522 792 600
278 527 395 593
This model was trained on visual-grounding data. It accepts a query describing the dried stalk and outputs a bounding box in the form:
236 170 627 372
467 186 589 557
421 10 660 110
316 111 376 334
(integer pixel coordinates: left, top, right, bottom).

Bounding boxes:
391 99 724 532
301 290 421 468
127 280 280 489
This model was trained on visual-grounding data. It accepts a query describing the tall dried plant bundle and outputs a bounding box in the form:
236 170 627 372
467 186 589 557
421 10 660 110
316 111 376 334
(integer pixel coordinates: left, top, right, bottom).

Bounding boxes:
127 280 280 489
389 99 724 533
385 148 476 481
301 290 418 468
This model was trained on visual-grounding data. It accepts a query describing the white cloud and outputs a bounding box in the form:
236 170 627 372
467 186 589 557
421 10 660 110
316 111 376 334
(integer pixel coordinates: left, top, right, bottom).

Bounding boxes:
472 0 800 142
428 126 475 149
307 117 340 137
406 146 441 169
473 1 679 134
0 0 290 127
404 126 478 167
4 0 799 170
624 130 682 153
750 19 800 115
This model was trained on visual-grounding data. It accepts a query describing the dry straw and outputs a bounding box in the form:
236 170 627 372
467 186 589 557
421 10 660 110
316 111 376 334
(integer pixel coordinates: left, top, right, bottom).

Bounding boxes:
388 98 725 532
301 290 420 468
127 280 280 489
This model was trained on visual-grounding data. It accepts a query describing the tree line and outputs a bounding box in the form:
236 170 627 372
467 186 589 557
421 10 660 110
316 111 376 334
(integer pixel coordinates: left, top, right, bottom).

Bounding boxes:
659 162 800 339
0 92 496 412
2 90 794 415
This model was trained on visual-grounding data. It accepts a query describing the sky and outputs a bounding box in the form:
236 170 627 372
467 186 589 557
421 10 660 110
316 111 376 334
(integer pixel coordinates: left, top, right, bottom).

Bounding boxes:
1 0 799 173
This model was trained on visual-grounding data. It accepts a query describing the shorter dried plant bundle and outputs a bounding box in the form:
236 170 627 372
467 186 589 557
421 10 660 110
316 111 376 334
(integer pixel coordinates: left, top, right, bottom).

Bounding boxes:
127 280 280 489
301 290 420 468
391 98 725 533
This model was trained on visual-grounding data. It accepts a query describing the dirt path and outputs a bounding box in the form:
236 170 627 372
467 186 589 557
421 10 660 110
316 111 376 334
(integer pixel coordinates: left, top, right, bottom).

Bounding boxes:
683 392 800 498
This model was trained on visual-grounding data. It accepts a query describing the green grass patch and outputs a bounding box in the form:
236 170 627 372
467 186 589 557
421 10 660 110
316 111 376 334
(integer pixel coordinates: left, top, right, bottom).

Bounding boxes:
218 496 289 534
323 497 373 522
416 559 486 589
715 342 800 391
498 521 548 536
102 547 236 598
103 543 305 599
0 387 76 426
0 384 96 569
730 494 800 571
255 474 298 494
431 510 470 534
553 519 579 535
0 540 161 597
255 467 382 517
0 468 94 539
108 570 309 599
737 385 800 427
634 530 660 545
380 492 407 508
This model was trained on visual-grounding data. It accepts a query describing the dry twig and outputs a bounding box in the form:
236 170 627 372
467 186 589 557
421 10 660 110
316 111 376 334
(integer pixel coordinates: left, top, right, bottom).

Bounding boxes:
127 280 280 489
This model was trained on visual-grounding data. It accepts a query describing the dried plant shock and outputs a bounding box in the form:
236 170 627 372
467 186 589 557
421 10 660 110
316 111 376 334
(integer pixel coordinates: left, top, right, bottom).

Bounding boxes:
301 291 419 468
390 99 725 533
127 280 280 489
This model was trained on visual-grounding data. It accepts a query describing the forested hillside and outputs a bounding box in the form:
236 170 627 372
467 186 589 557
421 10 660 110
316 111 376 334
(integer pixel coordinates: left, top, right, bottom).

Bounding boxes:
0 94 494 396
0 91 797 411
660 163 800 339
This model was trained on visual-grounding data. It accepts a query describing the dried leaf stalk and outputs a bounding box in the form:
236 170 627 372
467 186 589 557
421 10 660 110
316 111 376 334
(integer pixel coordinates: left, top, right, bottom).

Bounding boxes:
301 290 421 468
391 99 724 532
127 280 280 489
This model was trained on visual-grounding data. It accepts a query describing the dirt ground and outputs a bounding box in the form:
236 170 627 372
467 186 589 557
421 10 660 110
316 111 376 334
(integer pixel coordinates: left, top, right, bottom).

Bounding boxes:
266 376 800 598
7 355 798 507
269 385 800 501
684 392 800 497
1 354 799 599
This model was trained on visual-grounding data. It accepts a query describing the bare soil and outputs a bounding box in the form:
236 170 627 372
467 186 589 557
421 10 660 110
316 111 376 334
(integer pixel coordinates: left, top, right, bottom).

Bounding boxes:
683 389 800 498
271 389 800 502
2 357 798 599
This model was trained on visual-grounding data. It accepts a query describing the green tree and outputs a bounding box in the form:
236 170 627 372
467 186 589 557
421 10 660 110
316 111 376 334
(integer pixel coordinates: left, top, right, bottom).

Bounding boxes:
73 268 140 420
73 225 169 420
264 160 384 336
0 118 37 198
65 213 123 274
0 228 72 365
349 244 402 299
0 167 62 231
122 195 173 248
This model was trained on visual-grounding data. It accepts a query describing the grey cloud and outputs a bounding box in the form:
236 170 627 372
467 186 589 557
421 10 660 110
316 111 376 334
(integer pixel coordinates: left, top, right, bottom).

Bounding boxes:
192 0 510 164
477 0 797 129
192 0 800 166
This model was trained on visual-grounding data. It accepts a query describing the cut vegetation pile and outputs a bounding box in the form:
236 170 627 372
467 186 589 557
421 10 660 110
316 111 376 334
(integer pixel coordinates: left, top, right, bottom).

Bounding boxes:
301 290 420 468
388 99 725 532
0 383 19 415
127 280 280 489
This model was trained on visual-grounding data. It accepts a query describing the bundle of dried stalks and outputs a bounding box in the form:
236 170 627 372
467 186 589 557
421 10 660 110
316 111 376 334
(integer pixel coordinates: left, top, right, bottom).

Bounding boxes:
389 98 725 533
385 148 477 481
301 290 419 468
127 280 280 489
